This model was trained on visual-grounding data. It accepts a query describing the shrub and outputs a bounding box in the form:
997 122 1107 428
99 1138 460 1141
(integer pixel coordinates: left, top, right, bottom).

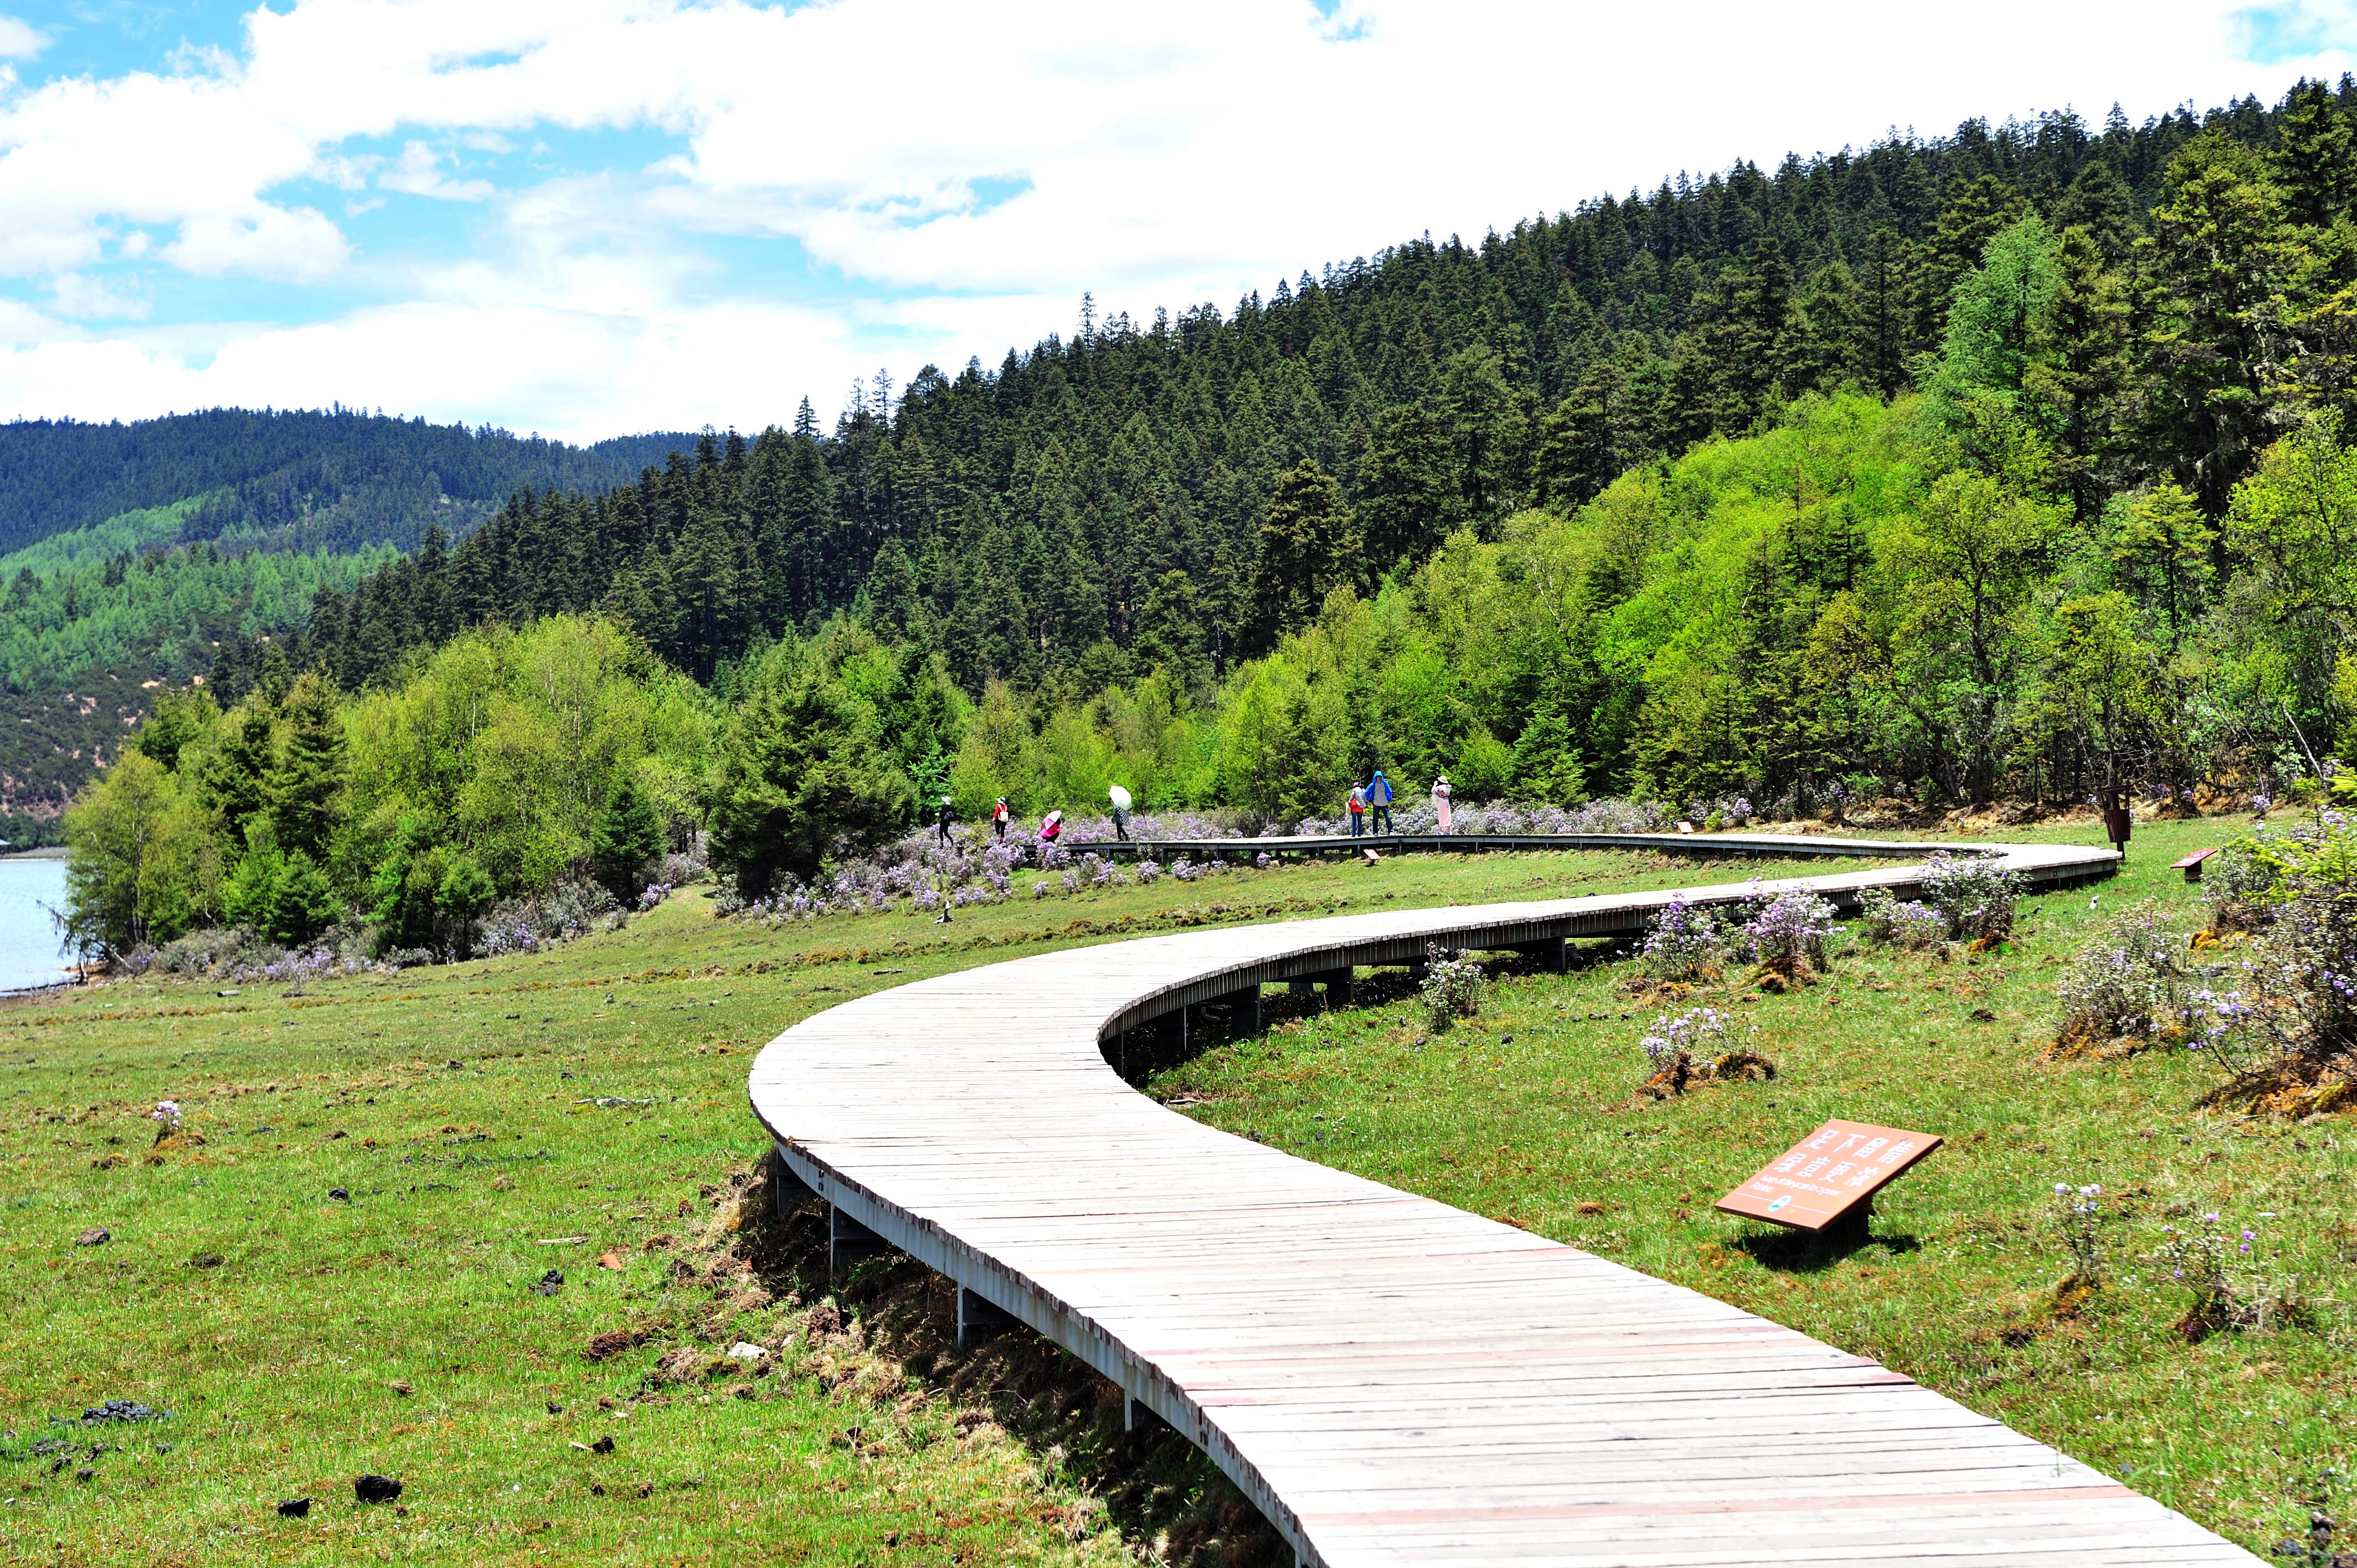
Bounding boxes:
1859 886 1948 950
2053 904 2200 1053
1419 945 1484 1033
1639 1006 1731 1066
2148 1214 2317 1339
1740 888 1838 978
2186 805 2356 1112
2050 1182 2105 1285
1640 894 1727 980
1916 850 2021 943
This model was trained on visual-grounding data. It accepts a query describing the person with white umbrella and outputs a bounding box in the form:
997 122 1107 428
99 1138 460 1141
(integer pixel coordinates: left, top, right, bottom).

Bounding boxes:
1109 783 1133 842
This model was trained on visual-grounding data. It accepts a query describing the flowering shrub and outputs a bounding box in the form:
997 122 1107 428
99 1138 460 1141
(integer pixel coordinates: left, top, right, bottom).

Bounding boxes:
1635 1007 1772 1095
2148 1214 2315 1339
1292 796 1676 837
2183 806 2356 1113
1419 945 1484 1032
1916 850 2021 943
2050 1182 2105 1283
477 878 624 956
2053 904 2201 1053
1857 886 1947 951
150 1100 182 1133
1640 894 1728 981
1740 888 1838 978
1639 1006 1730 1065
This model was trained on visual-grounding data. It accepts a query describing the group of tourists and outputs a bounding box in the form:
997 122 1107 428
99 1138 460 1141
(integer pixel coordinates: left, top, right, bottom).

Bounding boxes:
935 767 1454 849
1345 770 1452 837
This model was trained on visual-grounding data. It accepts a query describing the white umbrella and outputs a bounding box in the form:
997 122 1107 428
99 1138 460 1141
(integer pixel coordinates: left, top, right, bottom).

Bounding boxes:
1108 785 1133 811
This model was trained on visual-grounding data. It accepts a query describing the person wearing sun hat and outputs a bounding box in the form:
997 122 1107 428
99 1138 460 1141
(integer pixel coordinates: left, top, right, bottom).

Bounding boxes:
935 793 955 844
1432 773 1453 834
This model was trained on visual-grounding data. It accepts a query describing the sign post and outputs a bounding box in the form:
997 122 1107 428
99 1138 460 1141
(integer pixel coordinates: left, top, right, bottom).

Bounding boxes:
2095 782 2132 859
1715 1119 1942 1236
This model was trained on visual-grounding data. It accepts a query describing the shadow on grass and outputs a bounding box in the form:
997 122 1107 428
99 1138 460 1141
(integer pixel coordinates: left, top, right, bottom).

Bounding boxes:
1735 1222 1924 1274
733 1158 1290 1568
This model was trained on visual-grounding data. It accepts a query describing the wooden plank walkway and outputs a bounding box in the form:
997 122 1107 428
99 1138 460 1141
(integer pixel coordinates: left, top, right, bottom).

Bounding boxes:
747 834 2257 1567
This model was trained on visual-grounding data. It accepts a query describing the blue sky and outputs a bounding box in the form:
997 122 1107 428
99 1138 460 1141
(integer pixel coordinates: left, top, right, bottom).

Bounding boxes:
0 0 2349 442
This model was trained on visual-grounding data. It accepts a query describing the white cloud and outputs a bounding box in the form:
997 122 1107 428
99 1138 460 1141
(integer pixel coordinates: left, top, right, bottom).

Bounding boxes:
0 0 2350 437
161 204 350 280
379 141 497 202
0 16 43 60
48 272 148 321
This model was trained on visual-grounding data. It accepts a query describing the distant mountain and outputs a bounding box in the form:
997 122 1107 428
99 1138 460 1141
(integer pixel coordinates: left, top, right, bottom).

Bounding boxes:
0 408 697 558
0 408 700 831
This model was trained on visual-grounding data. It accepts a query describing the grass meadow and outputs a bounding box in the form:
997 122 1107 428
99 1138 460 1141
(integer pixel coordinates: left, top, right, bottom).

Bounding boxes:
3 842 1810 1566
1163 816 2353 1560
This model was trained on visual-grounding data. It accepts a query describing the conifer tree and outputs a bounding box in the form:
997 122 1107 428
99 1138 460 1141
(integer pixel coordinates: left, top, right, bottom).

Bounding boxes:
591 771 667 901
267 670 345 861
1245 460 1352 651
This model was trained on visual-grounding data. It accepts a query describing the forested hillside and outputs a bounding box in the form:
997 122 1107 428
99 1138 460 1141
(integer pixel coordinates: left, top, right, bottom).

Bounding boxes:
60 78 2357 956
0 411 696 834
295 80 2353 756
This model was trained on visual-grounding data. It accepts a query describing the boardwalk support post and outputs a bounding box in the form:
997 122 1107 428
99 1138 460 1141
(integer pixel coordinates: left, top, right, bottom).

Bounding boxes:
771 1146 819 1214
956 1286 1017 1345
829 1205 892 1273
1514 936 1568 973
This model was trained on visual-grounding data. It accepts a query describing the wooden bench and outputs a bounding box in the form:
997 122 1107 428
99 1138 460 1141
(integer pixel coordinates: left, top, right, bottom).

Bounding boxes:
2171 847 2219 883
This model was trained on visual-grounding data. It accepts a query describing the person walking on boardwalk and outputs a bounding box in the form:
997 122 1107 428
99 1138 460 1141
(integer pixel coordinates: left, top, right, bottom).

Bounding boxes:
1346 782 1367 838
1367 768 1395 834
1109 783 1133 842
992 797 1010 840
1432 773 1453 834
935 793 956 845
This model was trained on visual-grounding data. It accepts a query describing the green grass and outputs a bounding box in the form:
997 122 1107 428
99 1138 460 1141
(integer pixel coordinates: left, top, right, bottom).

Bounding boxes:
1 841 1815 1564
1160 816 2355 1560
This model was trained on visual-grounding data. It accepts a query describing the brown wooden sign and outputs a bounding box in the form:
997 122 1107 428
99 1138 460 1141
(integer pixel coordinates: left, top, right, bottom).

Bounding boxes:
1715 1118 1942 1232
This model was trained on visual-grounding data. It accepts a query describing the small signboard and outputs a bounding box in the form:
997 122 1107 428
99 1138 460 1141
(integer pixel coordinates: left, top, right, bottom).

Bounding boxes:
1715 1118 1942 1232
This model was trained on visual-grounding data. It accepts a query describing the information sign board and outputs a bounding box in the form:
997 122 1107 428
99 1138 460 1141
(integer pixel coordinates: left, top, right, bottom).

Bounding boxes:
1714 1118 1942 1231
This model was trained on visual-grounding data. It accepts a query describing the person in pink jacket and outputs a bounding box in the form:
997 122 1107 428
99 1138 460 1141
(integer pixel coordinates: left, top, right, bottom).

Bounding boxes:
1432 773 1453 834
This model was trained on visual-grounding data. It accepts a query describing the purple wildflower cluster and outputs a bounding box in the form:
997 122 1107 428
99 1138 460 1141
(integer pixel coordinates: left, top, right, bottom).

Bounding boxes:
1916 850 2021 942
2050 1181 2106 1280
1639 893 1728 980
720 819 1242 925
1294 796 1676 837
1738 887 1838 975
2055 905 2202 1046
1857 886 1948 951
2183 807 2356 1085
1638 1005 1730 1065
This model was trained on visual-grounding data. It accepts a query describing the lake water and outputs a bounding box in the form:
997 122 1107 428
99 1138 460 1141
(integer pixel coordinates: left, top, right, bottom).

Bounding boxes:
0 858 72 992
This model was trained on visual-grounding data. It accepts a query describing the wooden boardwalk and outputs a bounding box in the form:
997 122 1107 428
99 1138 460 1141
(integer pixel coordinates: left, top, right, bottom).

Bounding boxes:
747 834 2257 1566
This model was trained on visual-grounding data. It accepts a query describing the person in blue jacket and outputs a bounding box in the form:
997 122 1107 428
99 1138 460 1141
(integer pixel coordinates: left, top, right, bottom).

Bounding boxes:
1366 768 1396 834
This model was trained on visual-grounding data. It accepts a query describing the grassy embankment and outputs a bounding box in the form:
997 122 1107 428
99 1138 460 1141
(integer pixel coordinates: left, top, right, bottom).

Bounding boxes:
1 842 1814 1566
1162 816 2352 1559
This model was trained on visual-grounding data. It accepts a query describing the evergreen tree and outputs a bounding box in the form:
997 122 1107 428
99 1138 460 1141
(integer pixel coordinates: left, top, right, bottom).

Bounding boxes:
1246 460 1353 651
2024 225 2132 519
1354 402 1458 571
707 649 915 894
590 771 667 901
267 670 345 861
2274 78 2355 230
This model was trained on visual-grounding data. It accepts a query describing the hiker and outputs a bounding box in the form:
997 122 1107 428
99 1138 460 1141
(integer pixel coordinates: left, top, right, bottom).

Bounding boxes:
1432 773 1453 834
1109 783 1133 842
1039 808 1064 843
1367 768 1395 834
992 797 1011 839
935 794 955 844
1347 783 1367 838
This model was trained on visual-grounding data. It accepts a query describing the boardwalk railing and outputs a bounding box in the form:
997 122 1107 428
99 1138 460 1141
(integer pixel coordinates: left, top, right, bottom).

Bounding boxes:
748 834 2257 1567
